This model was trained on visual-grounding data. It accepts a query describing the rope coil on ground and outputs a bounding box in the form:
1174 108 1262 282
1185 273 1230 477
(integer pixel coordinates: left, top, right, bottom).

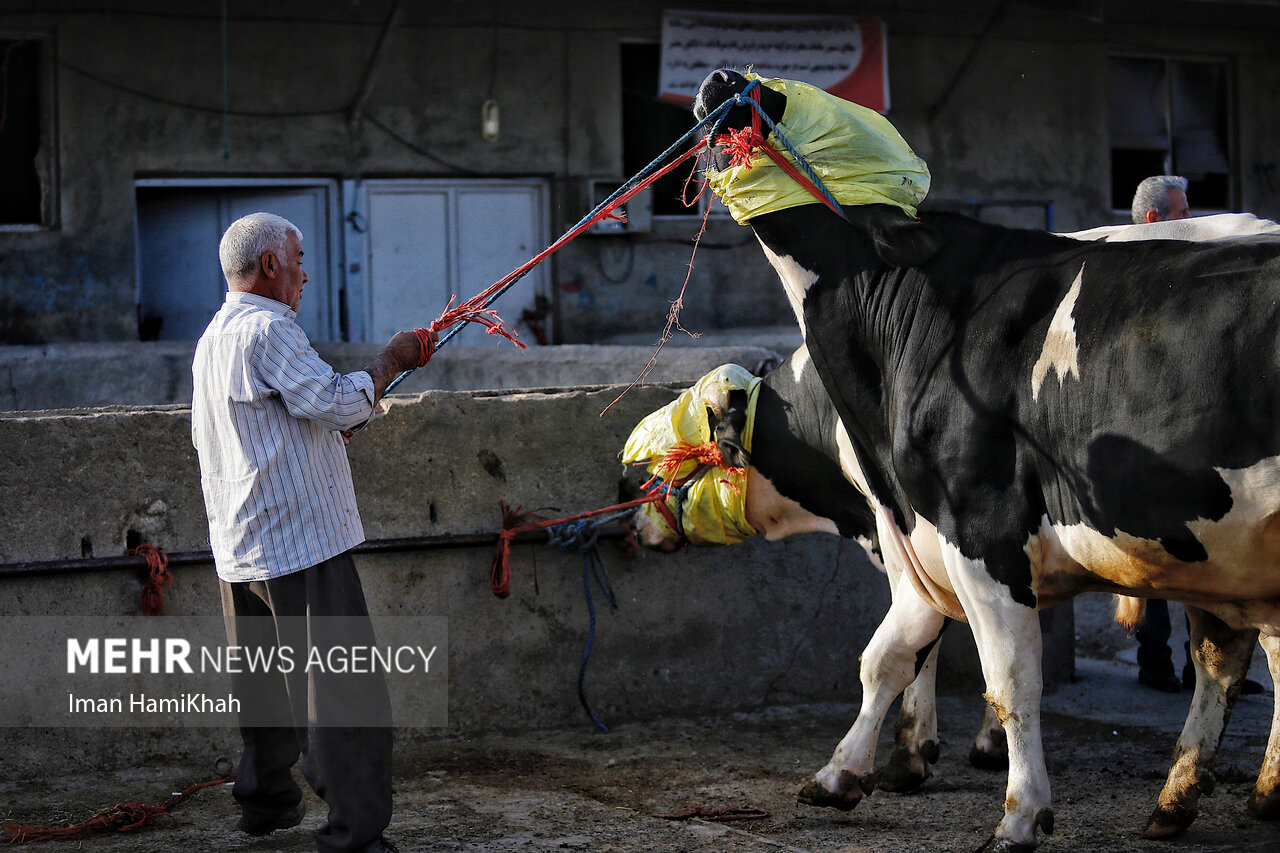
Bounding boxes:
2 776 231 844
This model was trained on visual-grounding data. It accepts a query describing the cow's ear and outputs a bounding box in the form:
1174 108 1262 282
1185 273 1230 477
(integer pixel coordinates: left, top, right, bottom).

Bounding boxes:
710 401 751 469
867 215 944 268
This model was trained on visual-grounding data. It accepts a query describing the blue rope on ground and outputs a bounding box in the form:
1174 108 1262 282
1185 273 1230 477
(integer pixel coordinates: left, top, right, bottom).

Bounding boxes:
547 512 629 732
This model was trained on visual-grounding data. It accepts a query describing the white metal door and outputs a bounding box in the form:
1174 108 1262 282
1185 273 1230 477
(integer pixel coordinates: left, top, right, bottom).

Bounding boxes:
360 180 549 345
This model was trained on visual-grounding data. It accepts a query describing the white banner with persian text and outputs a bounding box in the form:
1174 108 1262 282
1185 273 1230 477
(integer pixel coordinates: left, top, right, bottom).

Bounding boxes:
659 11 889 113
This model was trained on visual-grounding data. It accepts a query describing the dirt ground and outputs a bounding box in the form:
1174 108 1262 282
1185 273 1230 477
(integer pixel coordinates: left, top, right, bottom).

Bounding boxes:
2 657 1277 853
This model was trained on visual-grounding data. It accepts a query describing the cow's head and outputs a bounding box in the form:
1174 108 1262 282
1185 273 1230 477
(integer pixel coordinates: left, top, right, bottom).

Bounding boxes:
621 368 760 553
624 397 755 552
693 68 788 171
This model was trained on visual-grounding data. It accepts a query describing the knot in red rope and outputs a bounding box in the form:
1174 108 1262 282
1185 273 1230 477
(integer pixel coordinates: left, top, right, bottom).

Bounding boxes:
489 501 549 599
430 296 528 351
131 544 171 616
714 126 767 169
650 440 740 482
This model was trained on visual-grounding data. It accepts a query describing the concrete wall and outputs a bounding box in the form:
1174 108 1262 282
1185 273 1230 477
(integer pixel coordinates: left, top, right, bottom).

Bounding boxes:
0 380 1074 776
1 1 1277 345
0 385 887 775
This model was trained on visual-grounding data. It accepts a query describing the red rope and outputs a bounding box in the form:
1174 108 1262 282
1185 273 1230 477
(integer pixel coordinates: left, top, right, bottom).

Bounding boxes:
427 139 708 352
714 125 847 220
490 437 745 597
2 776 231 844
645 440 738 484
131 544 170 616
599 190 715 417
489 493 674 599
411 327 436 367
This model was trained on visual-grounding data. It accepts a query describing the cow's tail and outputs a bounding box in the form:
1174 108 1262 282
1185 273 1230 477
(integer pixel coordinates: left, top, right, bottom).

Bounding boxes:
1113 595 1146 632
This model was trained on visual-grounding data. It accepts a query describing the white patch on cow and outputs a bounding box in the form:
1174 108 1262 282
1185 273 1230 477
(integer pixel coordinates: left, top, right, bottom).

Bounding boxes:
832 423 963 617
789 343 811 384
743 467 840 541
1188 457 1280 571
834 420 874 499
1030 265 1084 401
1063 212 1280 243
1043 453 1280 632
756 237 818 335
869 503 964 622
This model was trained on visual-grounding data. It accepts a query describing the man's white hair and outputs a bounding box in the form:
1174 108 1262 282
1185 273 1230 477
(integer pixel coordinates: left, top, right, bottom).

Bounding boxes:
219 212 303 283
1130 175 1188 225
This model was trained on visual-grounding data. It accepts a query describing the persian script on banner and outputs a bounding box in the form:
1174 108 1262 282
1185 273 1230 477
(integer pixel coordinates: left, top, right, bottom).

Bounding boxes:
659 11 890 113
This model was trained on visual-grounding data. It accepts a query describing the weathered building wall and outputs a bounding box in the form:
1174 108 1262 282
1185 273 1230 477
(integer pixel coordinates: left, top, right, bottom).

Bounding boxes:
1 1 1276 347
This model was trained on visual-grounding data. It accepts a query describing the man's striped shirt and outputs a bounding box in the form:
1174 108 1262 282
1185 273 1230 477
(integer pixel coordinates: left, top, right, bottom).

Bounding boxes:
192 292 376 582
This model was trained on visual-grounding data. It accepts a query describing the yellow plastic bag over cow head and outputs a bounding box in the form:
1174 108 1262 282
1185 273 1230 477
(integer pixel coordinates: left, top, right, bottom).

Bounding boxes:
622 364 763 546
704 73 931 224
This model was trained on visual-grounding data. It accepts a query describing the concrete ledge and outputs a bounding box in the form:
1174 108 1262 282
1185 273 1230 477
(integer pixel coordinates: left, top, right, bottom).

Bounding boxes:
0 342 784 412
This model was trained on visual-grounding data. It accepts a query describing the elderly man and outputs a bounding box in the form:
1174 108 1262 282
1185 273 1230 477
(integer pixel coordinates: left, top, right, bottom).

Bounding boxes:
192 212 431 853
1131 174 1191 224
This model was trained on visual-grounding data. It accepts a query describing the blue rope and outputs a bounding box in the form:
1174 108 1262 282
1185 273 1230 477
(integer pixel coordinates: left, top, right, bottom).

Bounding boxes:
547 511 630 732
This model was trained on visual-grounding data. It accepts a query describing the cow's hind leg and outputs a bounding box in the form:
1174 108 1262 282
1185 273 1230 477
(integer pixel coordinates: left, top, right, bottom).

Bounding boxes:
1144 606 1257 838
799 580 947 810
970 702 1009 770
877 625 947 792
1247 632 1280 820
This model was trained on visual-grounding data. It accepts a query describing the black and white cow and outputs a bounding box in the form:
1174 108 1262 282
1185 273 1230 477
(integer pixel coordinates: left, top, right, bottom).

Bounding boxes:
691 68 1280 851
630 345 1014 794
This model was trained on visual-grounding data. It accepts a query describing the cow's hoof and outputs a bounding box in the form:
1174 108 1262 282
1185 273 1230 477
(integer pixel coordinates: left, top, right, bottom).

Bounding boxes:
1142 803 1197 839
876 744 935 793
970 727 1009 770
796 770 872 811
969 743 1010 770
1247 788 1280 820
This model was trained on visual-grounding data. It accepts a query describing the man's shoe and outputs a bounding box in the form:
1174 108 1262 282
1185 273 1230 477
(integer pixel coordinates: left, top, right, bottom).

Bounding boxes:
235 801 306 836
1139 669 1182 693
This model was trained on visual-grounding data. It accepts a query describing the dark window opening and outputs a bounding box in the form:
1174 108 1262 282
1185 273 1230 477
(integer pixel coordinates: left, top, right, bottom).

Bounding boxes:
621 42 700 216
1109 56 1231 212
0 39 46 225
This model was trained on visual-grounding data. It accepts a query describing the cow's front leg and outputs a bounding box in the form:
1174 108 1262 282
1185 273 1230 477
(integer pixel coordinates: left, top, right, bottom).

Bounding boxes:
877 633 943 792
944 548 1051 853
1144 605 1257 838
798 578 947 810
1250 632 1280 819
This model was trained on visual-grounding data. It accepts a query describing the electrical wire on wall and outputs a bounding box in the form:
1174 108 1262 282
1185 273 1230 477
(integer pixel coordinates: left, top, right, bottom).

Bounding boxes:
221 0 229 158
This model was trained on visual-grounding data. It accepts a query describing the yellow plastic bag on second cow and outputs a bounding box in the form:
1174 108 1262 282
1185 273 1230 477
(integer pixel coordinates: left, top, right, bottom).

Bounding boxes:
622 365 762 546
704 73 931 224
